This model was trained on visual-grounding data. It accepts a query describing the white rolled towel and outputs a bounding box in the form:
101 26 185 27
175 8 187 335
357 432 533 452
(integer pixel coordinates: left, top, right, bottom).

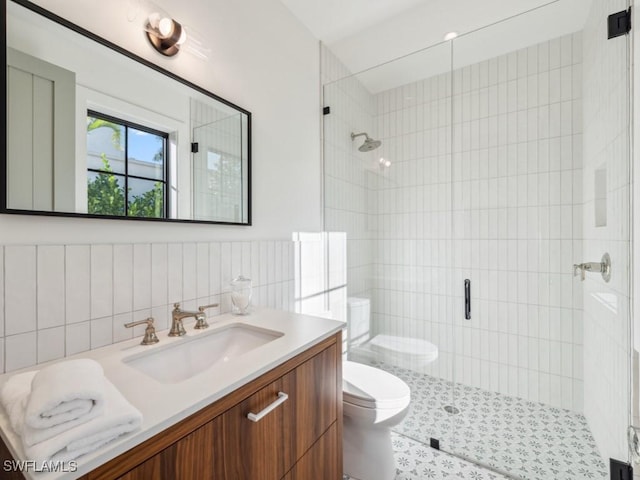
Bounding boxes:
24 359 105 430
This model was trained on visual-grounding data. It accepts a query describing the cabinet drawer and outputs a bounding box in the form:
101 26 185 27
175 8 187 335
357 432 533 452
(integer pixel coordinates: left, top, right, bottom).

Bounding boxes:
220 344 337 479
285 421 339 480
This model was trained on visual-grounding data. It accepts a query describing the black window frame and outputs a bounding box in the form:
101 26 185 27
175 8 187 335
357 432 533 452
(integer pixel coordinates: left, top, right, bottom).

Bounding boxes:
86 109 169 219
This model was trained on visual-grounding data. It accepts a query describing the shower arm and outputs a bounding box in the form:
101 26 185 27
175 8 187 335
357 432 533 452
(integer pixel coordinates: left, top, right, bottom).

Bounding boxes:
351 132 369 141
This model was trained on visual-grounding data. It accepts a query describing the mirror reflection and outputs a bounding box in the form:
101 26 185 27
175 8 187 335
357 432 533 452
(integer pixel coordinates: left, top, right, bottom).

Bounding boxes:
4 0 251 224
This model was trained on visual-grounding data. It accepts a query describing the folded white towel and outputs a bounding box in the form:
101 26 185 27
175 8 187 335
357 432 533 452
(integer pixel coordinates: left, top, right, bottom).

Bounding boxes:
0 370 143 463
25 359 105 430
0 371 34 436
25 378 142 463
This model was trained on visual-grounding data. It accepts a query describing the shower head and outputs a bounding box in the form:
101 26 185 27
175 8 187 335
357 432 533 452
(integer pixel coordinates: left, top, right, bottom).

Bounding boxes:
351 132 382 152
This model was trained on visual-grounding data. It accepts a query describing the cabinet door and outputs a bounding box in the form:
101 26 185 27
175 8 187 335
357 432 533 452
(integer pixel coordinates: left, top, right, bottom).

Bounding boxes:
284 343 337 460
287 422 340 480
220 378 291 479
118 416 224 480
220 344 338 479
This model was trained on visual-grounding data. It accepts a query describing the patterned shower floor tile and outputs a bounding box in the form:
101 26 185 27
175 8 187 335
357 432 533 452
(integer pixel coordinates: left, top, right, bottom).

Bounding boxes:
375 363 608 480
344 432 510 480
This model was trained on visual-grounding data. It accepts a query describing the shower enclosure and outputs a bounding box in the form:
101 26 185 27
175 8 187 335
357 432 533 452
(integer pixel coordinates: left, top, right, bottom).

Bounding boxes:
322 1 632 478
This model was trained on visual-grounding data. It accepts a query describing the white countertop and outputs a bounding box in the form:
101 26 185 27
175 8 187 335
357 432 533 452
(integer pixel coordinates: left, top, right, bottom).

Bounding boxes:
0 308 344 480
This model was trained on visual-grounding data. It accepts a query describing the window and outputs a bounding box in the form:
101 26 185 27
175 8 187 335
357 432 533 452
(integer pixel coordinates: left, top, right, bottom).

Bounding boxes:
86 111 168 218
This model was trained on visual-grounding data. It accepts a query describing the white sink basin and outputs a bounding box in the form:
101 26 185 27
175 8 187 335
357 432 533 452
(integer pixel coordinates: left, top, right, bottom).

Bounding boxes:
123 323 283 384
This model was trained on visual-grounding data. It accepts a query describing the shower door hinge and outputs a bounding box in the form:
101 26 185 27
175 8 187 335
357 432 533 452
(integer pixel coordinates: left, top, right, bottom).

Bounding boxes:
323 106 331 115
608 8 632 39
191 142 199 153
610 458 633 480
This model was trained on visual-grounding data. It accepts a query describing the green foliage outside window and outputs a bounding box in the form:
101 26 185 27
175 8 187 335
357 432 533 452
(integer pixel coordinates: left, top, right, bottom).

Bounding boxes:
87 155 125 216
87 117 164 218
127 181 164 218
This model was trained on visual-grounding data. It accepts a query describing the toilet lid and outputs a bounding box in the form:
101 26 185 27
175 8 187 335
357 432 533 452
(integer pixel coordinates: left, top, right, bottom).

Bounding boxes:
342 361 410 409
369 335 438 362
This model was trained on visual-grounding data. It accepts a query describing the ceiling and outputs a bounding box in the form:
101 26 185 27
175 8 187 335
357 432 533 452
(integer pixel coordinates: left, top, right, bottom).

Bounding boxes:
280 0 594 92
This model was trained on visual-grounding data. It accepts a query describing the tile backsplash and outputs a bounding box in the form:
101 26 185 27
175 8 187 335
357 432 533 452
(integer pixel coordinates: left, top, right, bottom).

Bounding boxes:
0 240 295 374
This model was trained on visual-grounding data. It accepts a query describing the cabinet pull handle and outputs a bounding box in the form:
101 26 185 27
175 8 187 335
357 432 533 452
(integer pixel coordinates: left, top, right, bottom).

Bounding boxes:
246 392 289 422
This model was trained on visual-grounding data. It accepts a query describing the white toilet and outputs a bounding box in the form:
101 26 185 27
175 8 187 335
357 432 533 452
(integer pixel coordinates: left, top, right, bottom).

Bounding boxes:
342 360 411 480
342 297 421 480
347 297 439 371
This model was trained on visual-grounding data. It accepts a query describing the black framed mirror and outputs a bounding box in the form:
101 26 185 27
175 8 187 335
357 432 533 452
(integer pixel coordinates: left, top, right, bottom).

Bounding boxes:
2 0 252 225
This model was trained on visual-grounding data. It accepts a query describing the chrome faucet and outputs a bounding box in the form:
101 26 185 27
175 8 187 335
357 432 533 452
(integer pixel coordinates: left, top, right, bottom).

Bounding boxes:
170 302 219 336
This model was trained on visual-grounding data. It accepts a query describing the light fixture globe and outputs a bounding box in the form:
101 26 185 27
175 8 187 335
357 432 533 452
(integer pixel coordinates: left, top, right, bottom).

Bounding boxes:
146 15 184 56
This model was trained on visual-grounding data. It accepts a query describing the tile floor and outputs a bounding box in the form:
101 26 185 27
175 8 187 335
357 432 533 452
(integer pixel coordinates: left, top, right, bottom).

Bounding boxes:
344 432 511 480
375 363 609 480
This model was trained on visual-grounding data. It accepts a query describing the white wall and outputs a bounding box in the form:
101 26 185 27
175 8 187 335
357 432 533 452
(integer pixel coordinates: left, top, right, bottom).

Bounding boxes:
2 0 322 243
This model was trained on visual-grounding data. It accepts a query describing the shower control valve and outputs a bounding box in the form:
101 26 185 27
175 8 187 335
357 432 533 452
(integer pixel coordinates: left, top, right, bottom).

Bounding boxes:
573 253 611 283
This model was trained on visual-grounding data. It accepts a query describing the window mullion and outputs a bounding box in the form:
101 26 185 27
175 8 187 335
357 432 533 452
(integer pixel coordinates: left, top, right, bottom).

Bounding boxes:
124 125 129 216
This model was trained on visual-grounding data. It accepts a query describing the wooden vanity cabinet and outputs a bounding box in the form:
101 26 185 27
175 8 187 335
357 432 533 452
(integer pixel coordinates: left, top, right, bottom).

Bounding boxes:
82 332 342 480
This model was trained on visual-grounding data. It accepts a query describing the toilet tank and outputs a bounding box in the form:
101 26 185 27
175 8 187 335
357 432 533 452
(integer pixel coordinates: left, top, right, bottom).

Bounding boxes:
347 297 370 347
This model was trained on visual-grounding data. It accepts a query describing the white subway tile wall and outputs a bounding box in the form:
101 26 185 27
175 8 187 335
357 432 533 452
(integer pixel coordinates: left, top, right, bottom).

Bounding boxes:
36 246 65 331
0 241 295 373
113 245 133 316
582 0 631 463
65 246 91 325
5 246 37 336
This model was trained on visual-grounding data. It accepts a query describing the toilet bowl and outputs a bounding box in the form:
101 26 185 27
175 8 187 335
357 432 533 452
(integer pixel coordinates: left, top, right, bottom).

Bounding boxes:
347 297 439 371
342 360 411 480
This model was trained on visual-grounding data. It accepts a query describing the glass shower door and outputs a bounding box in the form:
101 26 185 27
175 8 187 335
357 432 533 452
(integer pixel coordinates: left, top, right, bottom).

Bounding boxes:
448 1 631 478
322 39 459 456
192 112 249 223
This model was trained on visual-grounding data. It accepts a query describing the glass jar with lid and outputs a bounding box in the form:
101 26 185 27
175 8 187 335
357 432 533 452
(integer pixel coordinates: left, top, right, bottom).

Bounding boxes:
230 275 252 315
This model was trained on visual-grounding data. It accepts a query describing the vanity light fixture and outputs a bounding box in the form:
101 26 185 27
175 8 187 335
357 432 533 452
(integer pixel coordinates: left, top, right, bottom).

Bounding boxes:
145 8 186 57
134 1 208 59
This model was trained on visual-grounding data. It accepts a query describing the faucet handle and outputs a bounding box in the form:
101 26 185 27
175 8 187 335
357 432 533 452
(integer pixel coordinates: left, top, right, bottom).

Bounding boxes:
198 303 219 313
173 302 181 311
194 303 219 330
125 317 159 345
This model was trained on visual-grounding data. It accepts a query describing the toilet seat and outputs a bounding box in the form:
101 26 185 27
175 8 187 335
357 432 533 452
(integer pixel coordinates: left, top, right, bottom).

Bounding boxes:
369 334 439 362
343 361 410 410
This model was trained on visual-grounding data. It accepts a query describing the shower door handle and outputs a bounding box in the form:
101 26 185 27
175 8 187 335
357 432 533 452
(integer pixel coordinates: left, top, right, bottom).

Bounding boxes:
464 279 471 320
